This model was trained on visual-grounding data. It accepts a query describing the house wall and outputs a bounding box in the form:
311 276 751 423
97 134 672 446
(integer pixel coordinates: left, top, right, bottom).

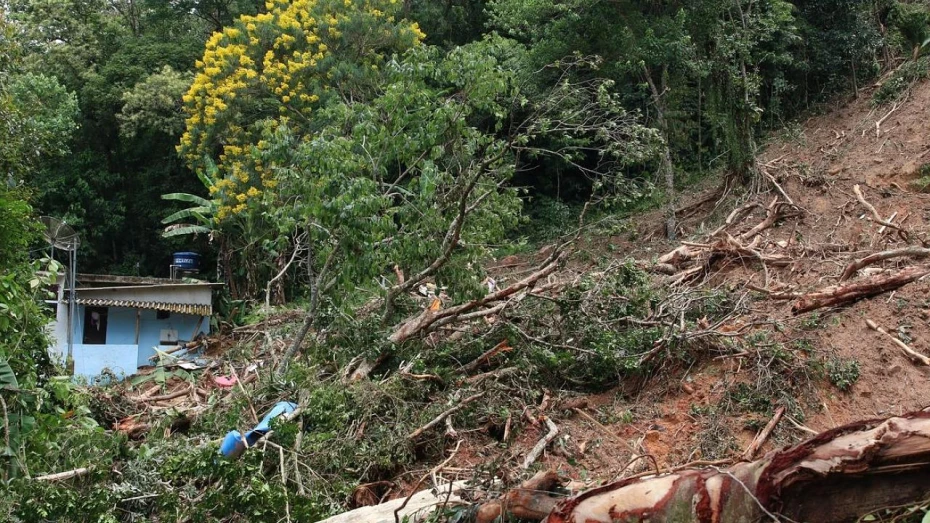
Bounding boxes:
66 304 209 379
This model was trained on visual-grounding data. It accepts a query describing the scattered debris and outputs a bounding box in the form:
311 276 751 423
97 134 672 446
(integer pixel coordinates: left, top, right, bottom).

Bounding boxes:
220 401 299 459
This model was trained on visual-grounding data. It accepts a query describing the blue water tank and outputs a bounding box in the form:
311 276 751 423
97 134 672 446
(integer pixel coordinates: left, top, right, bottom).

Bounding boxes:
172 252 201 271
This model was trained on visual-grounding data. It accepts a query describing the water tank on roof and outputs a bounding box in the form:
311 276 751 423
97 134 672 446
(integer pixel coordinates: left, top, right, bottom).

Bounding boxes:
172 252 201 271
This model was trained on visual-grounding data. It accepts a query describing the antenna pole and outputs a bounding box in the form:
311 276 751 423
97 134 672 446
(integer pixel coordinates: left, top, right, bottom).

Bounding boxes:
67 247 76 374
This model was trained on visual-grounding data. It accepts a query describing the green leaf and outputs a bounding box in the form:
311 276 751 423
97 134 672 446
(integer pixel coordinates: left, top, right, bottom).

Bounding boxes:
161 206 213 225
0 358 19 389
162 192 212 207
162 225 212 238
921 509 930 523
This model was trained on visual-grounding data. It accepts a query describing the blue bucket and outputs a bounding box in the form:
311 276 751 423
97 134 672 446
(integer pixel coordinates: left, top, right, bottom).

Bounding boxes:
172 252 201 271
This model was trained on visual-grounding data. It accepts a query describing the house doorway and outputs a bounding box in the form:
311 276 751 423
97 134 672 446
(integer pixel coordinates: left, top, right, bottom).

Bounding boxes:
83 307 108 344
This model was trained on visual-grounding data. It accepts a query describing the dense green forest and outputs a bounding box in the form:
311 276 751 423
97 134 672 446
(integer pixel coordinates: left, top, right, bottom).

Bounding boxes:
2 0 930 520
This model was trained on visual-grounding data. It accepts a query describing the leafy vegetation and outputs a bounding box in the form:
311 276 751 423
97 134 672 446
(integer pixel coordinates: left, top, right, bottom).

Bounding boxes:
827 356 861 391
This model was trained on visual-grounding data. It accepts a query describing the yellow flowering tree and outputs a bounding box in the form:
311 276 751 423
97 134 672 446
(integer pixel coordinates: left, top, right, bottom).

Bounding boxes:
178 0 424 223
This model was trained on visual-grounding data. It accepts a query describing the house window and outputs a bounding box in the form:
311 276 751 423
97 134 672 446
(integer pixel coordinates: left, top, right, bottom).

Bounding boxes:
82 307 108 345
156 310 171 320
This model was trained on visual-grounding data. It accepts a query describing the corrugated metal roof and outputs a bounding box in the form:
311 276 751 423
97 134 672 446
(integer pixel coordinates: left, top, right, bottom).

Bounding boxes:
73 298 211 316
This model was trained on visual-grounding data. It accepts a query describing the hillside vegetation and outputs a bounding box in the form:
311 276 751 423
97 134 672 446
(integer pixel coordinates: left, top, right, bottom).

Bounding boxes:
4 0 930 521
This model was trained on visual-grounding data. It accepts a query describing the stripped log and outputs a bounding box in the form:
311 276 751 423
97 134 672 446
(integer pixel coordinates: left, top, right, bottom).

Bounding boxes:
546 410 930 523
316 480 466 523
839 247 930 281
792 266 930 314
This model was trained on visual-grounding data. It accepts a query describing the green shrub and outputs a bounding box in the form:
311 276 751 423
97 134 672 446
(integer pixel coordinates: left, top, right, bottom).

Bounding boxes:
827 357 860 391
873 56 930 105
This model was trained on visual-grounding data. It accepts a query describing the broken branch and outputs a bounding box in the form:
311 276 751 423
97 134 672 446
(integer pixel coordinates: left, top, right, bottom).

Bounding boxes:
853 184 906 235
408 392 486 440
741 406 785 461
866 319 930 365
461 340 513 374
522 417 559 470
35 467 93 481
389 246 567 344
839 247 930 281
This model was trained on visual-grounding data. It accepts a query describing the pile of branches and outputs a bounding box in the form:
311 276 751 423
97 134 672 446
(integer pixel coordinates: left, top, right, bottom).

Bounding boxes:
654 196 799 288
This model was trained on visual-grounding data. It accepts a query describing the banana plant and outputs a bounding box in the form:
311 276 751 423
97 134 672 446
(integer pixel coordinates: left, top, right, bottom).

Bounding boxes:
0 357 17 389
161 157 217 238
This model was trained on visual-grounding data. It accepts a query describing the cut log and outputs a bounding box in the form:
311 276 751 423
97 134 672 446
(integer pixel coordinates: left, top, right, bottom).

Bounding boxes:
546 410 930 523
792 266 930 314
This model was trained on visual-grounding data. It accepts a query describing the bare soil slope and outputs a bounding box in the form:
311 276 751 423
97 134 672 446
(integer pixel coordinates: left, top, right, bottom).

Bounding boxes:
450 80 930 488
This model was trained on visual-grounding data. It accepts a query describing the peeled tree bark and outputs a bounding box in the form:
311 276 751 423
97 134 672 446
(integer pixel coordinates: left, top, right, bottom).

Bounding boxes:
545 410 930 523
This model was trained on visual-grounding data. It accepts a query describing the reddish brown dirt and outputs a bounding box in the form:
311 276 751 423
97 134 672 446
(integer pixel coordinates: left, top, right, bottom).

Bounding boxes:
445 80 930 487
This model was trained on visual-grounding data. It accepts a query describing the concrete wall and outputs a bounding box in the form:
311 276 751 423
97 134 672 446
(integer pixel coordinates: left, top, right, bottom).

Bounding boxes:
72 344 138 381
64 304 209 379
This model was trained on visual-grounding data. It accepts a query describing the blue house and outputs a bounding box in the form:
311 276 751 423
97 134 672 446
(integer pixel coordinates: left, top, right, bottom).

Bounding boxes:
49 274 223 380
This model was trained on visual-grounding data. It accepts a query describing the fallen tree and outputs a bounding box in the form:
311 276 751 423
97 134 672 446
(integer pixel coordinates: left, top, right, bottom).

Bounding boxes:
792 266 930 313
546 409 930 523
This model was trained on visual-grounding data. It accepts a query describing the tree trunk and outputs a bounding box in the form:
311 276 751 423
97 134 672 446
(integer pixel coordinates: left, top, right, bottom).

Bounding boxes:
792 266 930 314
643 64 677 240
546 410 930 523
